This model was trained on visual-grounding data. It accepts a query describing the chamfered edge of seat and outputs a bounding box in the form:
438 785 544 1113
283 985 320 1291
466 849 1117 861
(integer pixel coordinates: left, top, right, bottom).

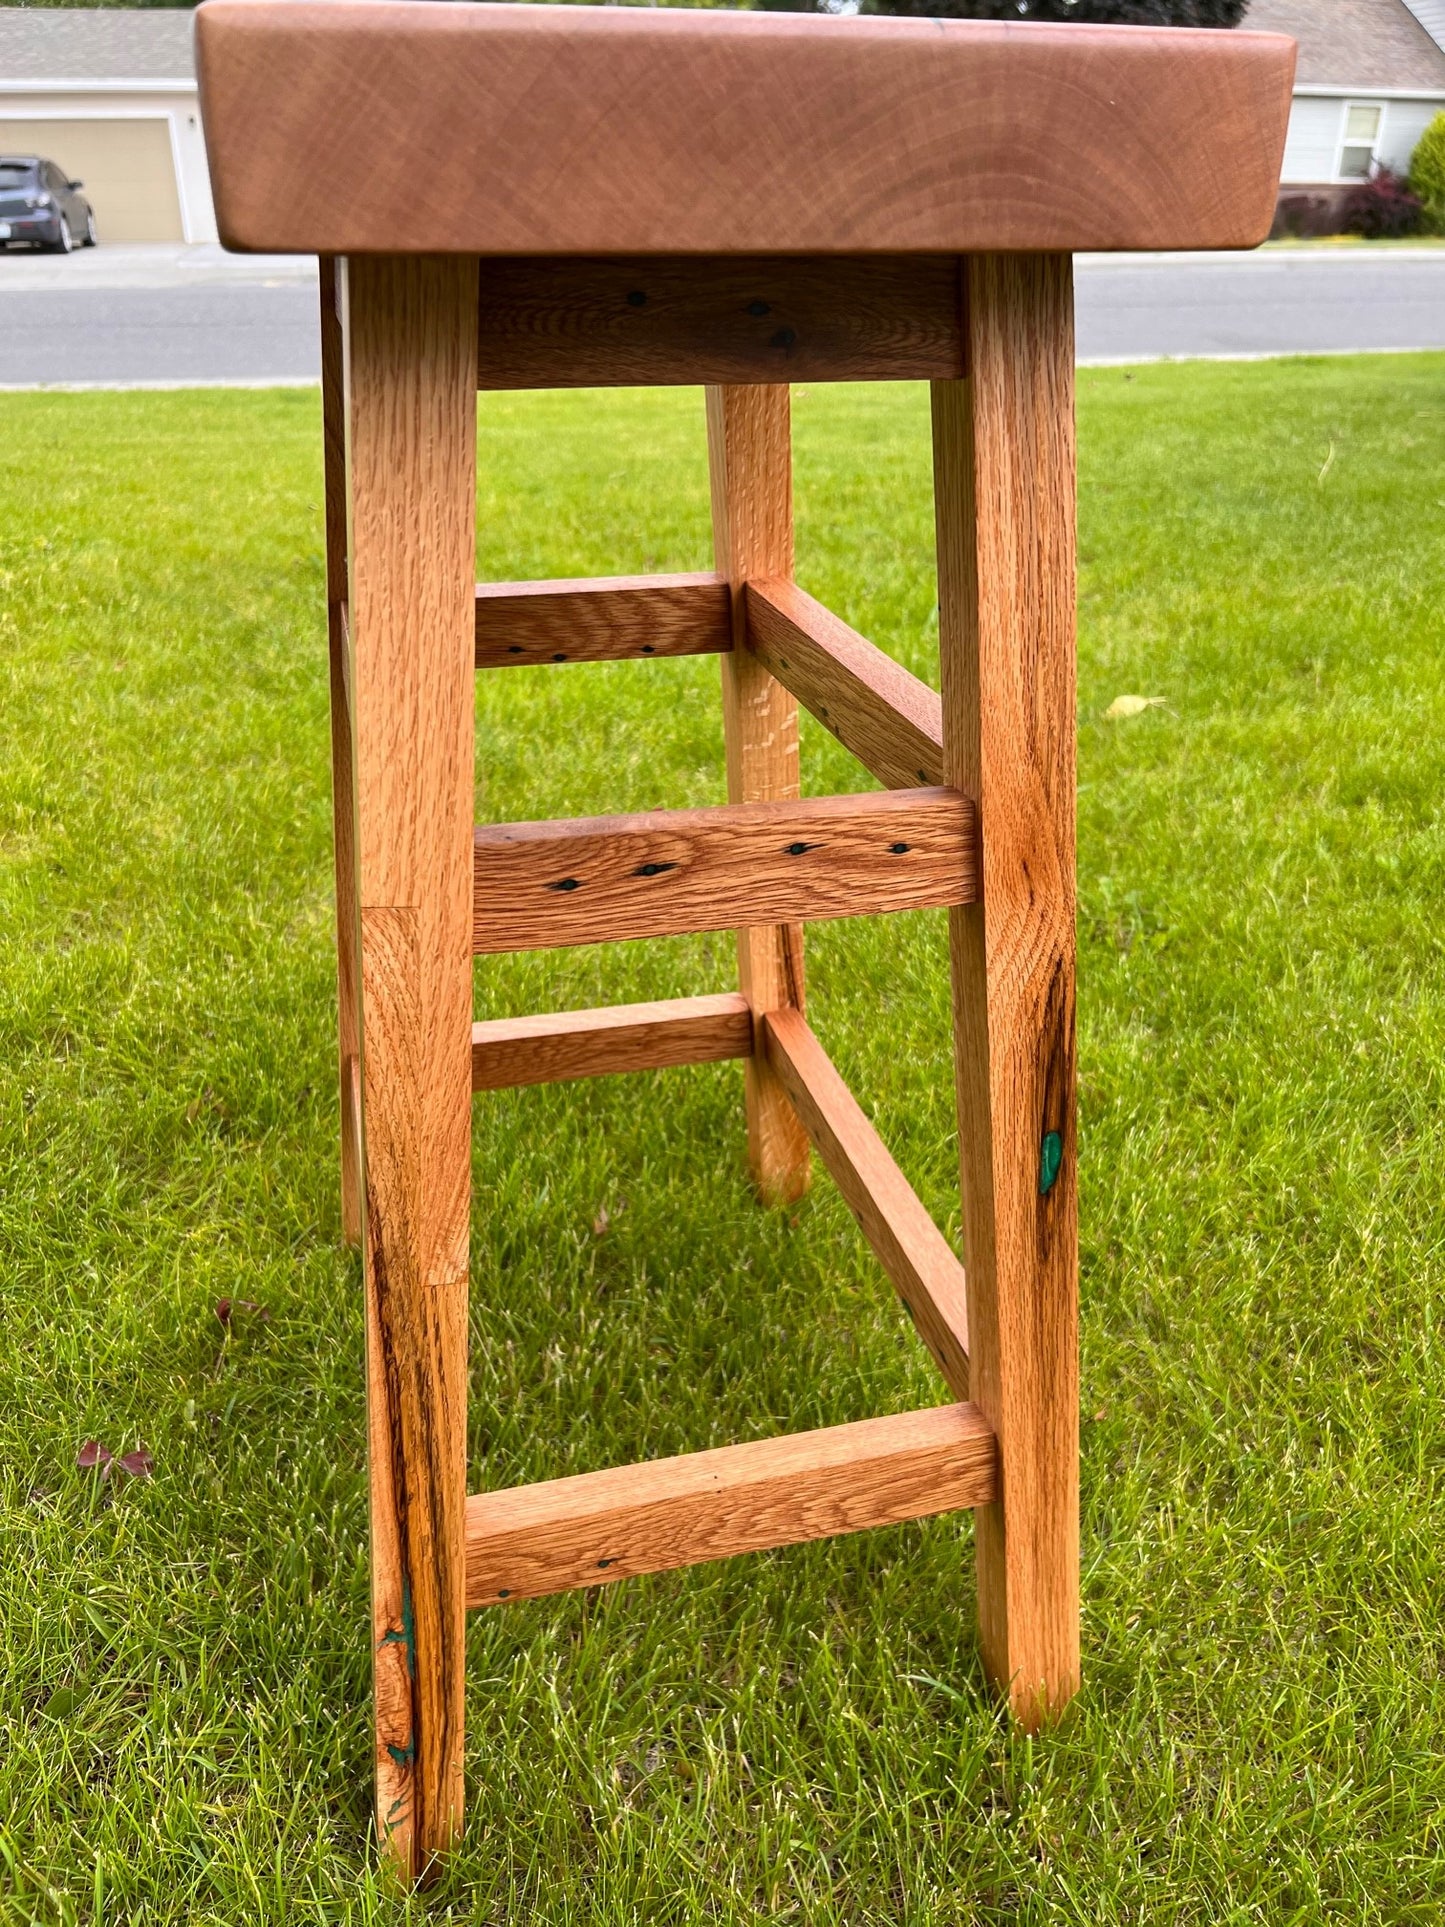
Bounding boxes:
196 1 1296 257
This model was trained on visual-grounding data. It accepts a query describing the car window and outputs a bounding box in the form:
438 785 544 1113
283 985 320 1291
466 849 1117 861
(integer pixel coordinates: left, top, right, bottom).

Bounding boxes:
0 161 37 186
46 163 66 193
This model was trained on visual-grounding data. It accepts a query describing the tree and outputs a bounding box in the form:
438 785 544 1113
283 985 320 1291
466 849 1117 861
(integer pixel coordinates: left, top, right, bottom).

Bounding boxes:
1410 110 1445 231
17 0 1250 14
762 0 1247 22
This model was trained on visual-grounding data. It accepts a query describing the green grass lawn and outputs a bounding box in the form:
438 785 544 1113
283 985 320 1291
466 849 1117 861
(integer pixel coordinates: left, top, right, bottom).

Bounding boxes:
2 355 1444 1924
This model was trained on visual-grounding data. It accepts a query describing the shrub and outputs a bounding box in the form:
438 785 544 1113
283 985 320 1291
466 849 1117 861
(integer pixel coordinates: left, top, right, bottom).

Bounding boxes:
1272 193 1337 240
1409 110 1445 231
1341 168 1424 240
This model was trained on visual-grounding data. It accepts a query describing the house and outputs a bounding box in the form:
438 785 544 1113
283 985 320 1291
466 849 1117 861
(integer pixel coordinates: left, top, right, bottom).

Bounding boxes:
0 8 216 244
1245 0 1445 226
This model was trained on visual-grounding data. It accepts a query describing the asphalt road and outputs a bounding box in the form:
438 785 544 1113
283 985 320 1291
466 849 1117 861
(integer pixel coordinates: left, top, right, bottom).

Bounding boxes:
1076 247 1445 363
2 244 1444 387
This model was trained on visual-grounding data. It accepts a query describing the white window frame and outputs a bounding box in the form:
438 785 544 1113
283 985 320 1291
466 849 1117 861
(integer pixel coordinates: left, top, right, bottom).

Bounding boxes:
1334 98 1387 183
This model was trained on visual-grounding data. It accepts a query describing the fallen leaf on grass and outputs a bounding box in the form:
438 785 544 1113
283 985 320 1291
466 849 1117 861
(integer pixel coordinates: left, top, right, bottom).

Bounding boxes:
78 1438 153 1481
215 1298 269 1327
591 1206 610 1238
1103 694 1167 720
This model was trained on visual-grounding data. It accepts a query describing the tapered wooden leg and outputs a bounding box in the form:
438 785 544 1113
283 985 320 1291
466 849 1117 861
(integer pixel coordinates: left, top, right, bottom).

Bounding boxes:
341 254 479 1878
319 257 362 1248
705 384 811 1206
931 254 1080 1728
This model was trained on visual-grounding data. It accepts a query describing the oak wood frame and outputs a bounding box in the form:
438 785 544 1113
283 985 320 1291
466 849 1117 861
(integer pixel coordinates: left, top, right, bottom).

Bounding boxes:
471 787 976 954
762 1008 971 1403
933 256 1080 1730
333 254 477 1881
475 570 730 668
471 992 754 1092
466 1403 998 1607
707 381 813 1206
323 243 1078 1882
473 255 967 390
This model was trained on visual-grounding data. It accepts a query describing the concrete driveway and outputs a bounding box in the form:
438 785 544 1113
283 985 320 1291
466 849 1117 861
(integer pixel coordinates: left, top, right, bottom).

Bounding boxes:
2 242 1443 388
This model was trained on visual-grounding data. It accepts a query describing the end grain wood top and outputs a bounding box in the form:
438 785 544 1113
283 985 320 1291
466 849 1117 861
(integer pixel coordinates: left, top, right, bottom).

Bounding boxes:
196 3 1295 257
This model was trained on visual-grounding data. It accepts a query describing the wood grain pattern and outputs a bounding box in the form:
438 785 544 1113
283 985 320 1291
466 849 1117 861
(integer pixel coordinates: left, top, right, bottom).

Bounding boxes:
708 383 812 1205
932 255 1079 1730
466 1402 998 1607
762 1007 970 1401
475 572 730 670
319 255 361 1248
471 993 753 1092
344 254 478 1879
473 255 963 389
745 578 944 791
472 788 975 956
197 4 1295 256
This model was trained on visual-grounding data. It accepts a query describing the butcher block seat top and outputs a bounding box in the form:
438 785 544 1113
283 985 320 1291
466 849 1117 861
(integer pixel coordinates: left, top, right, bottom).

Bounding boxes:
196 1 1295 257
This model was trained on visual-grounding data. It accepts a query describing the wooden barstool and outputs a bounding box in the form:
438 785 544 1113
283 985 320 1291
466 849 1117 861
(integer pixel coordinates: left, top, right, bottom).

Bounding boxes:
197 1 1293 1881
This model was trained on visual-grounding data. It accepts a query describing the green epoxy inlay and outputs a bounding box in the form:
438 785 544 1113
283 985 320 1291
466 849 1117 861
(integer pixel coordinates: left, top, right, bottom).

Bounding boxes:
375 1590 416 1670
387 1739 416 1768
1039 1130 1063 1195
400 1580 416 1679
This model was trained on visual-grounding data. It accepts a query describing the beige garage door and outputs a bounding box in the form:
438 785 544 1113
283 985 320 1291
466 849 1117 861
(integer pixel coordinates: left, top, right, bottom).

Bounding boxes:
0 118 182 243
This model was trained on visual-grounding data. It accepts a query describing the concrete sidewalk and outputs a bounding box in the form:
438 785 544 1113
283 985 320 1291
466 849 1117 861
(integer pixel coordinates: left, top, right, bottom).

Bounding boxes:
6 240 1442 288
0 242 315 291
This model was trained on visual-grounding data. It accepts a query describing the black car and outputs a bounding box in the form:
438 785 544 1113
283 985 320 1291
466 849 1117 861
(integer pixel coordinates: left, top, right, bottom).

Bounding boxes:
0 155 97 253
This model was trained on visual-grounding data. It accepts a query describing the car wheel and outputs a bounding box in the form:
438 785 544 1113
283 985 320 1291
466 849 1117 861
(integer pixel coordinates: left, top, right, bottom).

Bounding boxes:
83 210 97 248
52 215 74 255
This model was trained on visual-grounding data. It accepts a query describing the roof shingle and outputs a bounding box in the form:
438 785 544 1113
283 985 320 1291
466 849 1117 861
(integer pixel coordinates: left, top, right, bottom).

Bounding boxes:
1245 0 1445 90
0 7 195 83
2 1 1441 101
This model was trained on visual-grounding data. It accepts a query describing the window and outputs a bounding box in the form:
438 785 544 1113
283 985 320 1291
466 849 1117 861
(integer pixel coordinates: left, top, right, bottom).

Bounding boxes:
1338 103 1383 180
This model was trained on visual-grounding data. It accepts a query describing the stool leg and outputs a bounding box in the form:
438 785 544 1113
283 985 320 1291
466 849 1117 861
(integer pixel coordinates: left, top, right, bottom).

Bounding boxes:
931 254 1080 1728
319 257 361 1248
341 254 479 1878
705 384 811 1206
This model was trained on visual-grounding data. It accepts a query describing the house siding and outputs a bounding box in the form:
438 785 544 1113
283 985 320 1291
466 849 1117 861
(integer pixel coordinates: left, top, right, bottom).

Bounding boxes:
1281 94 1346 179
1384 95 1445 171
1401 0 1445 49
1281 90 1445 183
